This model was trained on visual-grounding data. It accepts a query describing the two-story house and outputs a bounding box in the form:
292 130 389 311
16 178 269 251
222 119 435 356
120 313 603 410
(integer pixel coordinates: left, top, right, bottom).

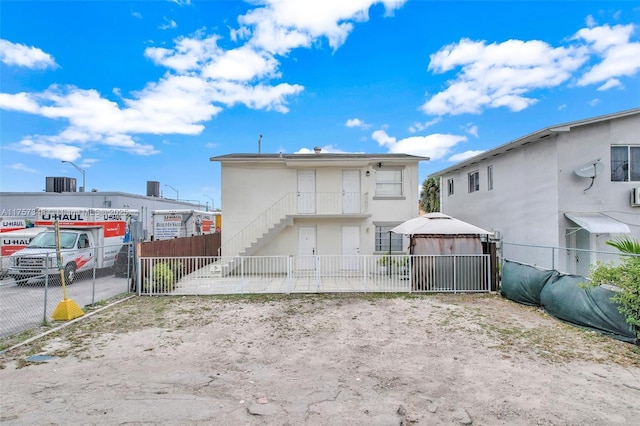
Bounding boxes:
210 150 428 261
430 108 640 276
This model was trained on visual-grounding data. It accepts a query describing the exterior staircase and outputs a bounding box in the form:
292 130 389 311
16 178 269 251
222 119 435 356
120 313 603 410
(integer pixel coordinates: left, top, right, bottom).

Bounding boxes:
220 191 369 274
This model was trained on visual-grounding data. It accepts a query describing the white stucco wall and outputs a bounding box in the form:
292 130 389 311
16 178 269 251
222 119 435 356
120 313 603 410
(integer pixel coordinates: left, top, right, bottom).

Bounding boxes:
440 137 560 247
220 159 422 257
438 114 640 254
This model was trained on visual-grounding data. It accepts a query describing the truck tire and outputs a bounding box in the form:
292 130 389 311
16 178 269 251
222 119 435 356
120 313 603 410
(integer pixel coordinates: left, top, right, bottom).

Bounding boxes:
64 263 76 285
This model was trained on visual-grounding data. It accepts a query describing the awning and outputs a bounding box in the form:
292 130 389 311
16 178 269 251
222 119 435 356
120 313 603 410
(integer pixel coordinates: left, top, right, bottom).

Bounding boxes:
391 212 493 235
564 213 630 234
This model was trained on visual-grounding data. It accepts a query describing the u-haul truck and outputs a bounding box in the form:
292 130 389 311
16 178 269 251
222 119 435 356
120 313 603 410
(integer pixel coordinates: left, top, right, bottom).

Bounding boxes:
1 217 36 233
8 208 138 284
0 227 48 278
152 209 219 240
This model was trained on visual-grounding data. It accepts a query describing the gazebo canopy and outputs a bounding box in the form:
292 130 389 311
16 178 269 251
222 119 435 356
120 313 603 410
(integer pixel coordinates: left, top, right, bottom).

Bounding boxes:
391 212 493 235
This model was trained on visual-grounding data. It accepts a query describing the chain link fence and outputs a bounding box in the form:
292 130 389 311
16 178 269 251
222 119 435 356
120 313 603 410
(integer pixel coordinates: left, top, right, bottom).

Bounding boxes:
0 243 135 340
502 242 636 278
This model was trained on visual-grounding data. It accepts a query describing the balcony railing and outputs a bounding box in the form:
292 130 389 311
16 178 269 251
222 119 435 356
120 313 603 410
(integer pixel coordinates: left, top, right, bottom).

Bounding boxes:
222 192 369 257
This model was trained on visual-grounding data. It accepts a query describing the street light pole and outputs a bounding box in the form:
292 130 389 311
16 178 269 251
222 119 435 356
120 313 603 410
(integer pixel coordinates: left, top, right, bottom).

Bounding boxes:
165 184 179 201
61 160 86 192
204 195 214 211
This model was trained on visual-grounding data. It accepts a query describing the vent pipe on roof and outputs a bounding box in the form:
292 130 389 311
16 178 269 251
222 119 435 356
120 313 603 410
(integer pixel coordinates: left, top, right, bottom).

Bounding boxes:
314 146 321 154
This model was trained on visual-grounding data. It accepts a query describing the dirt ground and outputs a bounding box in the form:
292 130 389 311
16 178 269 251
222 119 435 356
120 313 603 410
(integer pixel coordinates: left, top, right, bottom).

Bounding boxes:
0 293 639 425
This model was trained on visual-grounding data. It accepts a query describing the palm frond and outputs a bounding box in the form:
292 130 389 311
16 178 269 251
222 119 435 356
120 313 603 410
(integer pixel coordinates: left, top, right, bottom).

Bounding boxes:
606 237 640 255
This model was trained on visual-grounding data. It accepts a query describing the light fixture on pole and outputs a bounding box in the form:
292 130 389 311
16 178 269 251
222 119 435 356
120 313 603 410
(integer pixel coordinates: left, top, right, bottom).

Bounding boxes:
61 160 86 192
204 195 214 211
165 184 179 201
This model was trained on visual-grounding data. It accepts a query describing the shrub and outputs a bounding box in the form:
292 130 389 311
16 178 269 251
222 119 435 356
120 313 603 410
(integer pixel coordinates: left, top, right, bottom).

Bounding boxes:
144 262 175 293
588 237 640 341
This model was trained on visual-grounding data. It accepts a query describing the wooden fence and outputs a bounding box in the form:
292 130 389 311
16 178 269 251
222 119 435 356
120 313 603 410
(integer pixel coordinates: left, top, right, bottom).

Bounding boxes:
140 233 221 257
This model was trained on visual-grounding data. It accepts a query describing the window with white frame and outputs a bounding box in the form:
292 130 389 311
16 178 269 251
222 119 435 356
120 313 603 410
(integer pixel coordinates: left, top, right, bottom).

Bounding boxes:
611 145 640 182
375 224 403 252
447 178 454 196
375 169 403 196
468 170 480 193
487 165 493 190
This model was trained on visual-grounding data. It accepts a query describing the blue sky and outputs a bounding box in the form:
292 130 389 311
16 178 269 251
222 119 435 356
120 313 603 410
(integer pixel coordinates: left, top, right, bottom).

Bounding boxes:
1 0 639 208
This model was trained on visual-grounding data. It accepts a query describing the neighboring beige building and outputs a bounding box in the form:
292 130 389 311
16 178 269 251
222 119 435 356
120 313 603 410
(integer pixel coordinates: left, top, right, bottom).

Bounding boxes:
430 108 640 276
210 151 428 258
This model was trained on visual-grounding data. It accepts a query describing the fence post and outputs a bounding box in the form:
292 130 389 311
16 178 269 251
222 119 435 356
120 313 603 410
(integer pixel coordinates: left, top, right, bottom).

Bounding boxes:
315 256 321 292
408 255 413 294
91 245 97 305
43 271 49 324
240 257 245 294
363 256 368 293
486 255 491 292
136 255 142 296
453 255 457 294
287 256 293 294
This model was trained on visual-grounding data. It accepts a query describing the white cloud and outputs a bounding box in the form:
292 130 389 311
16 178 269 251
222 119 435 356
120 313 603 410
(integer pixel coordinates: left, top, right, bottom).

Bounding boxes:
589 98 600 106
131 11 142 19
597 78 622 91
0 92 41 113
371 129 467 159
421 20 640 116
79 158 99 168
202 46 280 81
8 163 38 173
558 104 567 110
145 34 222 73
295 144 350 154
0 1 402 161
159 17 177 30
168 0 191 6
574 24 640 87
449 150 484 162
422 37 589 115
345 118 370 129
408 117 441 133
240 0 406 54
205 142 217 149
0 39 57 69
464 124 479 137
10 137 82 161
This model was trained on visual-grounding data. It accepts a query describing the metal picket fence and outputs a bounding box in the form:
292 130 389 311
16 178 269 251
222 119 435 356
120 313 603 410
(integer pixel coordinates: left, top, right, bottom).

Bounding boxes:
135 254 491 296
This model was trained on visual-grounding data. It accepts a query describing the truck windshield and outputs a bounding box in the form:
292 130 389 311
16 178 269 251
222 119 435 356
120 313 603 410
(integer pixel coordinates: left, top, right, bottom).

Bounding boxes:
28 232 77 249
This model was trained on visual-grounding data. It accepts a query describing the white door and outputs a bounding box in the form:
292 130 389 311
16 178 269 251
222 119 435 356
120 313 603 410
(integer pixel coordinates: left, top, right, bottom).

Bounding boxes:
341 226 360 270
297 226 316 270
342 170 360 214
74 233 96 272
574 229 592 277
298 170 316 214
566 228 591 277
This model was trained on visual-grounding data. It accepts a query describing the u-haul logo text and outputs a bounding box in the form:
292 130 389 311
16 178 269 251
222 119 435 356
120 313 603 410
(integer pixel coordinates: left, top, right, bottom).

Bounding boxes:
2 238 31 245
41 213 85 221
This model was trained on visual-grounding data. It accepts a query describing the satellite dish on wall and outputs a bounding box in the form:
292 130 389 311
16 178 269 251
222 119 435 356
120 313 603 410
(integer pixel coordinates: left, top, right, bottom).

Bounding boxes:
574 159 603 192
574 159 604 178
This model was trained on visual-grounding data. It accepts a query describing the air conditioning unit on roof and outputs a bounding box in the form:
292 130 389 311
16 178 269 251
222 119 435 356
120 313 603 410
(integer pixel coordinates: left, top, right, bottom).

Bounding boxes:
632 187 640 207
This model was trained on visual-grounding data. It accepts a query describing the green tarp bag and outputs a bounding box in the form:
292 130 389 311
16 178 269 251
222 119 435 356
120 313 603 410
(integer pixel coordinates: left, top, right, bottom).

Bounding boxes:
500 260 557 306
539 274 637 344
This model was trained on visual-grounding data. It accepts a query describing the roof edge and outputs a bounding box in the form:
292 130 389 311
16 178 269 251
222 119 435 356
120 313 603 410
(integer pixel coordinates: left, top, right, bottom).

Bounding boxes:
429 107 640 178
